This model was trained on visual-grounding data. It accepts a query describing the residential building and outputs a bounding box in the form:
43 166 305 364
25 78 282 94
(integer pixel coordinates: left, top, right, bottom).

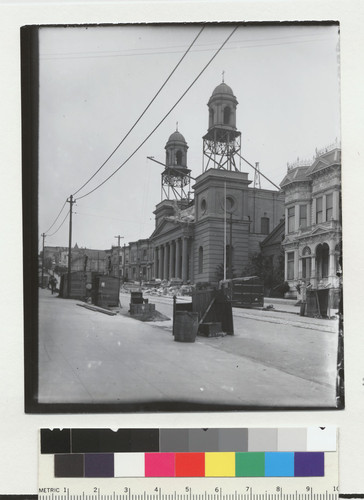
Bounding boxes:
280 144 342 297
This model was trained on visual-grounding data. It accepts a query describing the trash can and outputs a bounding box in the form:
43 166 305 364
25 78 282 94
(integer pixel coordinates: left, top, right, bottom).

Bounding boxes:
173 311 199 343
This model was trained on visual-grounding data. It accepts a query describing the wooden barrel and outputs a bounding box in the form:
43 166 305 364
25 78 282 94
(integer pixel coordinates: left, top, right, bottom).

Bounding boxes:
173 312 199 343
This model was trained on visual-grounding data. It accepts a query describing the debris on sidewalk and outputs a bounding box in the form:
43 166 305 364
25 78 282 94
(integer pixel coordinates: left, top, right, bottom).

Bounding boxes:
77 303 118 316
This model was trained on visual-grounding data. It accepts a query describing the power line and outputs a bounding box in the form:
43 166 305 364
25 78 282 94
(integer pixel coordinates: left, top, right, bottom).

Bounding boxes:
76 25 239 202
40 31 332 60
43 199 68 234
46 209 70 237
72 25 205 197
237 152 281 191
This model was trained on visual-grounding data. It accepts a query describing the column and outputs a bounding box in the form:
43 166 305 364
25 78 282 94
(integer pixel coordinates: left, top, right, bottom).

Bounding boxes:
312 198 317 225
294 204 300 231
182 237 188 283
158 246 163 279
333 190 339 220
294 248 299 280
307 202 312 227
284 251 288 281
322 195 327 222
169 241 174 278
329 249 336 280
175 238 181 278
298 256 303 279
311 255 316 287
163 243 169 280
154 247 159 279
285 208 288 234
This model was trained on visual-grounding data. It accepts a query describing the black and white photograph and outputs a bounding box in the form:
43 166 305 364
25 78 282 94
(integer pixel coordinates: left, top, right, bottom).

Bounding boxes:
23 22 343 412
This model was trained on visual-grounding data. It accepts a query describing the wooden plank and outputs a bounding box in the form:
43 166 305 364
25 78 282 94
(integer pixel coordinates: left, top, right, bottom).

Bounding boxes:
199 297 216 325
76 303 117 316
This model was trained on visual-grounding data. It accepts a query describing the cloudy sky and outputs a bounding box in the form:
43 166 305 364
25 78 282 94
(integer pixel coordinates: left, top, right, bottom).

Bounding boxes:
38 23 340 250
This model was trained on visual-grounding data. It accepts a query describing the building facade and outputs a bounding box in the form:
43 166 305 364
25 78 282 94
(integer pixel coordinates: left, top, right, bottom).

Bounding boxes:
280 144 342 296
133 81 285 284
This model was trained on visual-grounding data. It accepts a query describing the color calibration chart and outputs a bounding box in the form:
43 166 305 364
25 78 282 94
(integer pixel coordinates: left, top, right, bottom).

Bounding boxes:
39 428 339 500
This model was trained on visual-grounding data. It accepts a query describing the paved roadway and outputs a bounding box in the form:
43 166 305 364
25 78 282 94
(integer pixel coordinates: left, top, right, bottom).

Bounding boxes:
38 289 339 408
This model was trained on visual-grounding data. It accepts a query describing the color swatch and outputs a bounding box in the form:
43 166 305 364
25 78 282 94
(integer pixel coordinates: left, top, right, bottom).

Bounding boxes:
41 428 335 479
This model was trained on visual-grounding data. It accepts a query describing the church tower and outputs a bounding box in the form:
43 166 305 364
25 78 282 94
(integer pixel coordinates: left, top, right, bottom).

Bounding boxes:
194 80 251 282
161 127 191 202
202 79 241 171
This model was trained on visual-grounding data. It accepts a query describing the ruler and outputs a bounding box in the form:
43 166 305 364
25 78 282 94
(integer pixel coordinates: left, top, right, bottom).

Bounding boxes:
38 484 339 500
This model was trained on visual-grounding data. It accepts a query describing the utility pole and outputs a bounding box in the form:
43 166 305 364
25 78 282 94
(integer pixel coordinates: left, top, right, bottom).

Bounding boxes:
67 194 76 298
114 235 124 297
229 212 233 279
41 233 46 288
123 243 126 282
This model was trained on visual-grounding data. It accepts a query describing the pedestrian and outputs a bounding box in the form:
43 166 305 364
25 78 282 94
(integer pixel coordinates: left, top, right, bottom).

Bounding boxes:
50 275 57 295
300 280 307 316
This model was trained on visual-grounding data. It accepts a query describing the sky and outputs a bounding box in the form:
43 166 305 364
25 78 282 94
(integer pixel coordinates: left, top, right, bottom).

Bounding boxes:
38 23 341 251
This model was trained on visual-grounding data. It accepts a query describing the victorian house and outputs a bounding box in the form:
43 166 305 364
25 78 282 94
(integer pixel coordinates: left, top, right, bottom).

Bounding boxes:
280 144 342 297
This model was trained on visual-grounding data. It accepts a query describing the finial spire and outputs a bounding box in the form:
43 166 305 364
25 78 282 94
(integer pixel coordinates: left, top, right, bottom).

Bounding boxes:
176 121 178 132
222 70 225 83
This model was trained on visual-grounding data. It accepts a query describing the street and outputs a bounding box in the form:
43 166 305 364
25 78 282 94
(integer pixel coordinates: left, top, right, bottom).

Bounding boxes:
38 289 339 408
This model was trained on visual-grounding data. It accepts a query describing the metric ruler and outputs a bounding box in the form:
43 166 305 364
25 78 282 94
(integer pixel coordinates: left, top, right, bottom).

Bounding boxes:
38 428 339 500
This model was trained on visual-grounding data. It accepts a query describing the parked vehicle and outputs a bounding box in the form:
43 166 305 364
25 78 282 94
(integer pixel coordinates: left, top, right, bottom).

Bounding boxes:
219 276 264 308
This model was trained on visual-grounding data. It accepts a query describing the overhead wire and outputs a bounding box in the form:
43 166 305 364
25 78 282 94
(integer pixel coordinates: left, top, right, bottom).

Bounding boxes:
40 31 332 60
46 209 70 237
237 152 281 191
76 25 239 202
72 25 205 197
43 199 68 235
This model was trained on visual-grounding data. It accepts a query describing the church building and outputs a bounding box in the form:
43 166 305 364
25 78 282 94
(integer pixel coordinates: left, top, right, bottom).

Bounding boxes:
126 81 285 284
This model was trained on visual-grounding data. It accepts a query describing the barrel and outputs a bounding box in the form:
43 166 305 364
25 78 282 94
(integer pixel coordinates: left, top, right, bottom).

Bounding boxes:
173 311 199 343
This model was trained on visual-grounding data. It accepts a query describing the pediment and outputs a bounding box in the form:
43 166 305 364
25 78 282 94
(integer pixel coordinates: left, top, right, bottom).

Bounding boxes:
307 158 330 175
149 218 182 240
310 224 329 235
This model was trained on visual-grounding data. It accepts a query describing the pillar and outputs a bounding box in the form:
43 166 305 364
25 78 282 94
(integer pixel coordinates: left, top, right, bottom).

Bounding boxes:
163 244 169 280
322 195 327 222
311 255 316 287
294 204 300 231
284 251 288 281
312 198 317 224
158 246 163 279
169 241 174 278
285 208 288 234
294 248 299 280
182 237 188 283
333 190 339 220
329 250 336 279
175 238 181 278
307 201 312 227
298 257 303 279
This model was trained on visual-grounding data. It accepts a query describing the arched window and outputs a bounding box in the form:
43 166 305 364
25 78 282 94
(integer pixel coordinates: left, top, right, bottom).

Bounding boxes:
223 106 231 125
198 246 203 274
176 150 183 165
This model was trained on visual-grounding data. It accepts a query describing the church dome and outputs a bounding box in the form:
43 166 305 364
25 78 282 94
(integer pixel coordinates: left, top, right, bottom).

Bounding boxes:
212 82 234 96
167 131 187 144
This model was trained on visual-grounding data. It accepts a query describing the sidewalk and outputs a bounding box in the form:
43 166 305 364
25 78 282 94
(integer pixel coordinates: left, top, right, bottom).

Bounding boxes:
38 289 337 408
